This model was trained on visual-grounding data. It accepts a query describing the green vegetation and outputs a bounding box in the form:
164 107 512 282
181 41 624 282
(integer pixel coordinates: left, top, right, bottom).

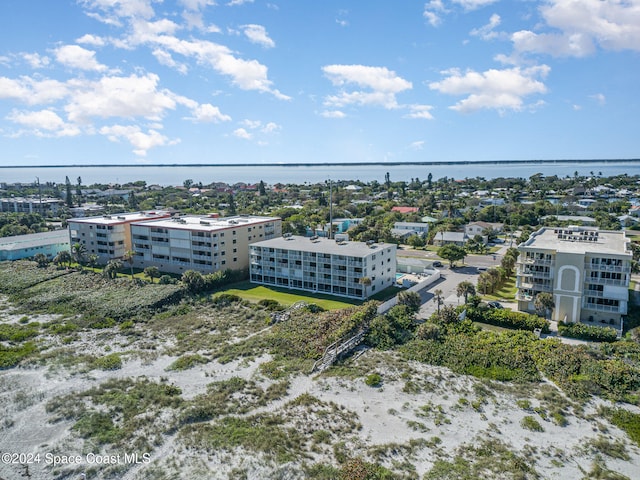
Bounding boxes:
214 282 358 310
558 321 618 342
467 307 550 333
600 406 640 446
94 353 122 370
365 373 382 387
520 415 544 432
166 353 208 371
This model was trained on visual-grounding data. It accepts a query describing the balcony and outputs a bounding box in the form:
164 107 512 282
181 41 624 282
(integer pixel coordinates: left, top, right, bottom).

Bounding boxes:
582 302 627 314
587 278 628 287
516 292 534 302
584 263 631 274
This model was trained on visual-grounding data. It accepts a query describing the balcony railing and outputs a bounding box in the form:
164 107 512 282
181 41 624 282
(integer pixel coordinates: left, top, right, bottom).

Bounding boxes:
582 302 627 314
584 263 631 273
516 293 534 301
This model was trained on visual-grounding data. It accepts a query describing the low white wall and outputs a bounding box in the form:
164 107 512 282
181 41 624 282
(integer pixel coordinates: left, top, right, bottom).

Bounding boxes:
377 270 441 315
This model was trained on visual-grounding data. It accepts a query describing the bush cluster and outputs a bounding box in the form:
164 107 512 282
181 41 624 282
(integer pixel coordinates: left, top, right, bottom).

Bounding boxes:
467 307 550 333
558 321 618 342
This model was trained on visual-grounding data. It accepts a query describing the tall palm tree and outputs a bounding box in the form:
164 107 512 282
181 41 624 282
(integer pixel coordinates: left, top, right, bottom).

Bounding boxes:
71 243 86 269
123 250 136 279
359 277 372 298
54 250 72 268
534 292 555 319
456 281 476 304
434 288 443 315
103 260 122 280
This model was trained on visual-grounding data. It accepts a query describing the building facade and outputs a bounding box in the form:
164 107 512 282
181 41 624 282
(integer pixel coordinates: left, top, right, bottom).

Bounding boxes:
131 215 281 275
249 235 397 299
0 230 70 261
1 197 63 216
516 227 631 329
68 211 171 264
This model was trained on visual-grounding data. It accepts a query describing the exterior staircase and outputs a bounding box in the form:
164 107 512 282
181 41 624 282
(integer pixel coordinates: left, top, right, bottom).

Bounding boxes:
311 328 367 373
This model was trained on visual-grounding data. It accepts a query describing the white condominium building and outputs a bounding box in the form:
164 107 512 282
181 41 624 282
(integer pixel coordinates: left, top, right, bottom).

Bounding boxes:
68 211 171 264
131 215 281 275
516 226 631 328
249 235 397 299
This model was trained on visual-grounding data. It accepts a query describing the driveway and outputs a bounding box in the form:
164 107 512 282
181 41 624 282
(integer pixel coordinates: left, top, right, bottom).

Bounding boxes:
416 266 479 319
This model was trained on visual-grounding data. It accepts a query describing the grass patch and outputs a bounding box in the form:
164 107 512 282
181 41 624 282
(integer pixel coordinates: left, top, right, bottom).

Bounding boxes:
482 276 517 301
213 282 358 310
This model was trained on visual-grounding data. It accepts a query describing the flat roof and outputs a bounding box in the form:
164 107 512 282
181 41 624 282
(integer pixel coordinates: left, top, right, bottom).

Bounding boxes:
0 230 69 251
521 227 630 256
251 235 395 256
131 215 280 232
68 211 170 225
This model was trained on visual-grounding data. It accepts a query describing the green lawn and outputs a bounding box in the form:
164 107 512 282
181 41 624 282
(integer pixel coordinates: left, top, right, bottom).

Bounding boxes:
481 276 517 301
212 282 361 310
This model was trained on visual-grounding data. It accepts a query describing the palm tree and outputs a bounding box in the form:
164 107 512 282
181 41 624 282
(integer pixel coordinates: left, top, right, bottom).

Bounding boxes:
33 253 49 268
87 254 99 271
123 250 136 279
144 266 160 283
534 292 555 319
434 288 443 315
71 242 86 269
103 260 122 280
456 281 476 304
359 277 372 298
53 250 72 268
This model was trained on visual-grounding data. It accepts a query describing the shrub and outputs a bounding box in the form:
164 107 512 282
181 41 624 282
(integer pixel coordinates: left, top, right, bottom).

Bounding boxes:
558 321 618 342
94 353 122 370
258 299 284 311
468 307 550 333
167 354 208 371
520 415 544 432
365 373 382 387
213 293 242 306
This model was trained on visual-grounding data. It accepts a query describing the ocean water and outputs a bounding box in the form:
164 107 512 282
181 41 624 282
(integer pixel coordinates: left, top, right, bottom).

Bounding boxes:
1 161 640 186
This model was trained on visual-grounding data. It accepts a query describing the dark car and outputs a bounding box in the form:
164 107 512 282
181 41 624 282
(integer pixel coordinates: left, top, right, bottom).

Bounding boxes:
432 261 443 267
487 301 503 309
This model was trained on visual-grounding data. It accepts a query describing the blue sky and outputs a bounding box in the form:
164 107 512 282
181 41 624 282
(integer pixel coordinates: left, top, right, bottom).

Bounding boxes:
0 0 638 166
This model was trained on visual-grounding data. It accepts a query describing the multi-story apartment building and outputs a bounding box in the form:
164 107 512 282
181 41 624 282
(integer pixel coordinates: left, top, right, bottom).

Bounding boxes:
249 235 397 299
1 197 63 216
516 226 631 329
130 215 281 275
68 211 171 263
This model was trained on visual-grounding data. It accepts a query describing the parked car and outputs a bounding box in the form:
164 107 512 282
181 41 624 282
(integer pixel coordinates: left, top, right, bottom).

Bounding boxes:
487 301 503 309
432 261 443 267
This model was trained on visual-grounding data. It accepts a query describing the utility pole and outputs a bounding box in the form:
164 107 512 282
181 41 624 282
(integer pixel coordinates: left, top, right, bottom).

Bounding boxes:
329 179 333 239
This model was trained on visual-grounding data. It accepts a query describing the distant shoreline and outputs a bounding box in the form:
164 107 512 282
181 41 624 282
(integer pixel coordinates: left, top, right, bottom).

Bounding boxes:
2 158 639 169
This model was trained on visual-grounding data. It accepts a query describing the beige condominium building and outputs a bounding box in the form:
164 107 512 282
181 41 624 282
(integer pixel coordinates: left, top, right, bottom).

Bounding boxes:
249 235 397 299
130 215 281 275
68 211 171 264
516 226 631 329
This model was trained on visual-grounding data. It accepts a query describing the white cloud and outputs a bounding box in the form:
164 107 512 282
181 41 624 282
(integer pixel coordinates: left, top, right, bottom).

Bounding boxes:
79 0 156 21
189 103 231 122
228 0 253 5
405 104 435 120
261 121 279 133
180 0 216 10
409 140 425 150
0 76 69 105
241 24 275 48
76 34 106 46
453 0 498 10
590 93 606 105
99 124 177 156
321 110 346 118
429 65 550 113
6 109 81 137
470 13 501 40
423 0 446 27
152 49 189 74
512 0 640 57
233 127 252 139
54 45 108 72
64 73 177 123
322 64 412 109
22 53 50 69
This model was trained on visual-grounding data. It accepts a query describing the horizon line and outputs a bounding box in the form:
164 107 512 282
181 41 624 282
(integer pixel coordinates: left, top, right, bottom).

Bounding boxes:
1 158 640 169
